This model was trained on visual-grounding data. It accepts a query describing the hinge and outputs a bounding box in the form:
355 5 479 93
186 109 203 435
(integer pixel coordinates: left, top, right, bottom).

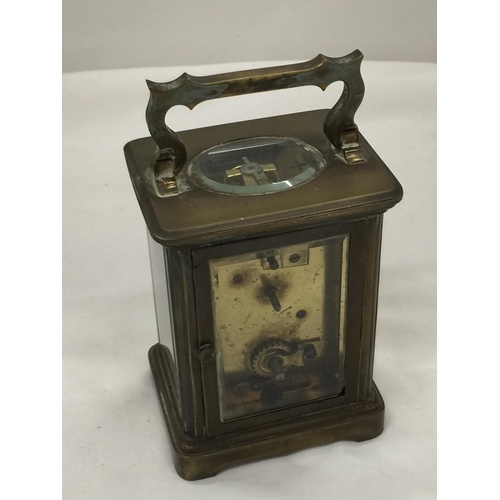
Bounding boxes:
154 156 179 197
197 343 215 363
341 128 365 164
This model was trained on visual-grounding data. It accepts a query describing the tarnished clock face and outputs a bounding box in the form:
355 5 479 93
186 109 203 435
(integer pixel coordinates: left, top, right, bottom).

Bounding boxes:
187 136 326 195
209 234 349 421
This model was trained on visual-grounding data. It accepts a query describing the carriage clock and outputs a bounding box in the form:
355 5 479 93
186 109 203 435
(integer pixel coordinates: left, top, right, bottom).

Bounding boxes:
124 50 403 480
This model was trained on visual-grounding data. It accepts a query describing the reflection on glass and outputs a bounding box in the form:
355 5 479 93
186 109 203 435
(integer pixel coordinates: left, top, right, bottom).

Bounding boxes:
210 234 349 421
147 233 181 408
187 137 325 195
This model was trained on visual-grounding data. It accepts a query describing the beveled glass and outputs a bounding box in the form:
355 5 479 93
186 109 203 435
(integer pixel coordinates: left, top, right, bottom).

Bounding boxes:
209 234 349 421
187 137 326 195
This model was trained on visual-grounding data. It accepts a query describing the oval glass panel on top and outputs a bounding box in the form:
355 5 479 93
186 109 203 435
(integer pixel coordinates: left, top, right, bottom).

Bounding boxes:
187 137 326 195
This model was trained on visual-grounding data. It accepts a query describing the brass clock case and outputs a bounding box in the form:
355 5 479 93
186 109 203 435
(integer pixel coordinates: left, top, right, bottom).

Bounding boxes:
124 51 403 480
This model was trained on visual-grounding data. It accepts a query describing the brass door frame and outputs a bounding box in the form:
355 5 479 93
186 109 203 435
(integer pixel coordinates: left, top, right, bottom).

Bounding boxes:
193 219 369 437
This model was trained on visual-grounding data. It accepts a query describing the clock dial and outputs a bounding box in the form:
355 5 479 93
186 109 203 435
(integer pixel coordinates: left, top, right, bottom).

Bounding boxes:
209 234 349 421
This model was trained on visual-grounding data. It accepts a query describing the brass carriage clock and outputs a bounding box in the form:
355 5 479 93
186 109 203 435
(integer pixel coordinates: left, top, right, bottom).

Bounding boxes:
124 50 403 480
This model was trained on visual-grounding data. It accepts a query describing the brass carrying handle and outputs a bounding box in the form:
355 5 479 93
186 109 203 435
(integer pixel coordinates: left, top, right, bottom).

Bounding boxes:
146 50 365 176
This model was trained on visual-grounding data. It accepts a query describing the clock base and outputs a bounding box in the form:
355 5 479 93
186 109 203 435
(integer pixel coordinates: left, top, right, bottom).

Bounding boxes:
149 343 385 481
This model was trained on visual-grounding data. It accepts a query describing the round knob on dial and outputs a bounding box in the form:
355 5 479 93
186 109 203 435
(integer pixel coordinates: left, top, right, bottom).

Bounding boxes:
303 344 317 360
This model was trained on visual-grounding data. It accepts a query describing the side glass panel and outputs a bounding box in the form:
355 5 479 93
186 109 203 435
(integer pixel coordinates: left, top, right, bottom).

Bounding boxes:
209 234 349 421
147 233 181 408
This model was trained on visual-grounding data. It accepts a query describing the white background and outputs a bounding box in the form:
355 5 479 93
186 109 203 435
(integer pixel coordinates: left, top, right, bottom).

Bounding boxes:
62 0 436 72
